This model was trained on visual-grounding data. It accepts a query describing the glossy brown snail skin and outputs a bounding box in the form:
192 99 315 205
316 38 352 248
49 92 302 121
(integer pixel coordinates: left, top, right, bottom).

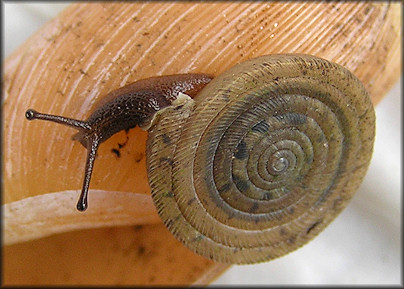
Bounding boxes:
25 74 213 211
25 54 375 264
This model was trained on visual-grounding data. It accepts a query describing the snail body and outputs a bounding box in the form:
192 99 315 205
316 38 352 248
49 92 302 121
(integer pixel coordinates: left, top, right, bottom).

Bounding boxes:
25 54 375 264
26 74 213 211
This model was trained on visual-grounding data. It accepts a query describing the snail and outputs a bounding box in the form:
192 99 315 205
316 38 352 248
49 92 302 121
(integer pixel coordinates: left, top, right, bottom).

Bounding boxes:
25 54 375 264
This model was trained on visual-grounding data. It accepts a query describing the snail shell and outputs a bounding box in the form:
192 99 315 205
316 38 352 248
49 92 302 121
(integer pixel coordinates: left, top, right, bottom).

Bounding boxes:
146 54 375 264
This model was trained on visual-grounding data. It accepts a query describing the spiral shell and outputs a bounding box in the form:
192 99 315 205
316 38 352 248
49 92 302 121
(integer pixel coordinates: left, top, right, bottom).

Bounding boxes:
147 54 375 264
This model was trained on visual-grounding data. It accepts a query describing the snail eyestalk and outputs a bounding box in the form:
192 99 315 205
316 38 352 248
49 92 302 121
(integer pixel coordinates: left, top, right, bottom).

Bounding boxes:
25 109 91 131
25 108 98 212
76 135 100 211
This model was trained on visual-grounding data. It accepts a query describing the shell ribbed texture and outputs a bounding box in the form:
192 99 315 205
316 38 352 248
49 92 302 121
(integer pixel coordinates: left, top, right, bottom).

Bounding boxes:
147 54 375 264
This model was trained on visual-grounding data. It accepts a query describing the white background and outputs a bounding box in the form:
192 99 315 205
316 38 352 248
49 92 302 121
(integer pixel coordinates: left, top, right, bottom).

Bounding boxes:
3 2 401 285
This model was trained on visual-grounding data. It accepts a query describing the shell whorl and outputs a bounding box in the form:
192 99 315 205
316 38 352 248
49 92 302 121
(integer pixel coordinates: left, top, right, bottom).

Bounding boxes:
146 54 375 264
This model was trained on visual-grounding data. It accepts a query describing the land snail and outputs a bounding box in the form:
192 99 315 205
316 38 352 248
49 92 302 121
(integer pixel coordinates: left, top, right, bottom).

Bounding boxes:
25 54 375 264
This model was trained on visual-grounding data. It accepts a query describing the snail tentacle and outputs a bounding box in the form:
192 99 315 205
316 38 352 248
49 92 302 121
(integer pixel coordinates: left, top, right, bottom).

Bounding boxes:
76 134 100 211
